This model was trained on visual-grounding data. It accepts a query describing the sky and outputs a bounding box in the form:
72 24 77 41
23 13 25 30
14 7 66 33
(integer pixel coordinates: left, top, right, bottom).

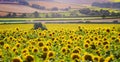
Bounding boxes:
54 0 120 4
54 0 110 4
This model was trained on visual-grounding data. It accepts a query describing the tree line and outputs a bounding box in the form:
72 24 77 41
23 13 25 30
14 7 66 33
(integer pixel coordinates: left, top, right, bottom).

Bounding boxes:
79 8 120 19
92 2 120 9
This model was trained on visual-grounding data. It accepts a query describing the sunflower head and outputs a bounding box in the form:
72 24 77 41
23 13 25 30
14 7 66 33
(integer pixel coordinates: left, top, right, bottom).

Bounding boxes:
25 55 34 62
82 53 93 62
71 53 81 60
61 47 68 55
104 44 110 51
99 57 104 62
32 48 39 53
15 43 21 48
72 49 80 54
93 56 100 62
105 55 114 62
42 46 49 53
12 57 22 62
4 44 10 50
59 60 64 62
22 48 29 54
12 47 17 52
47 51 55 59
83 43 90 49
38 42 44 47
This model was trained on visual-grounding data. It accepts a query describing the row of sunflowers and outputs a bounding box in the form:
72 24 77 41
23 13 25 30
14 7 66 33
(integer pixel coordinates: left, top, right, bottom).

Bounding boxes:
0 26 120 62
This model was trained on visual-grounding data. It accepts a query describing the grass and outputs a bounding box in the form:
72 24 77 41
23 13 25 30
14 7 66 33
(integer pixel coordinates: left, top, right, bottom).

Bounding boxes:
0 17 103 22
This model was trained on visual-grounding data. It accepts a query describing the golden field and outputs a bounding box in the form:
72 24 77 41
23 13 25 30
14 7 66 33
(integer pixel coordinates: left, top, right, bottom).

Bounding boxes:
0 24 120 31
0 24 120 62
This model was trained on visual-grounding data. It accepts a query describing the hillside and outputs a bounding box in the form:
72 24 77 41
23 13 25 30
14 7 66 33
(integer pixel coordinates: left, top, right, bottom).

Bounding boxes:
28 1 87 9
0 1 89 14
0 4 41 13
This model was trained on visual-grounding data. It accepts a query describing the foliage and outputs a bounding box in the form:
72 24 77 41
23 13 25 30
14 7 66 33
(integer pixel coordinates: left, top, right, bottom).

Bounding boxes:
34 23 47 30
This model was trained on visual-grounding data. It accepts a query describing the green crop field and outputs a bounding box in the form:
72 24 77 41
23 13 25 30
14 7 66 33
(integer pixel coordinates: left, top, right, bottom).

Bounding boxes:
0 17 103 21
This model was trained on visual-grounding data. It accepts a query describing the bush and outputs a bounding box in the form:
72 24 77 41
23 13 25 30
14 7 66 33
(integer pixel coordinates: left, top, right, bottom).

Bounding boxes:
113 20 118 23
34 23 47 30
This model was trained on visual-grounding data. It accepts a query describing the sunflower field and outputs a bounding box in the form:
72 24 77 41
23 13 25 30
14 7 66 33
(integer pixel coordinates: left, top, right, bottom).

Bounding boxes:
0 24 120 62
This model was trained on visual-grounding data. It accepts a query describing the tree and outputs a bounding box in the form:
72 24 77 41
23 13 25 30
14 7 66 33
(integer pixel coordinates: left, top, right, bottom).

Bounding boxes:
12 13 17 17
79 8 91 15
34 23 47 30
5 13 12 18
18 0 29 5
20 13 26 18
51 7 58 11
100 9 110 19
33 11 39 18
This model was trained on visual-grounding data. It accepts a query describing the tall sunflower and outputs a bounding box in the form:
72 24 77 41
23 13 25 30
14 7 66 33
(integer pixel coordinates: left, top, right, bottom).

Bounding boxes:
25 55 35 62
12 57 23 62
71 53 81 61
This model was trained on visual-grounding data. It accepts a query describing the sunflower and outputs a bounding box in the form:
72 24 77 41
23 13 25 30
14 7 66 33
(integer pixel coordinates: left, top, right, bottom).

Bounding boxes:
103 41 109 45
67 40 73 44
46 40 52 46
66 44 72 49
61 47 67 55
97 41 102 46
22 48 29 54
106 28 111 33
104 44 110 51
38 42 44 48
0 41 4 46
47 51 55 59
95 50 101 56
15 43 21 48
25 55 34 62
115 38 120 43
30 41 36 45
42 46 49 53
105 55 114 62
94 36 99 41
15 27 20 31
78 35 83 40
12 57 23 62
82 53 93 62
83 43 90 49
4 44 10 50
99 57 104 62
32 47 39 53
103 37 107 41
59 59 64 62
12 47 17 52
44 60 50 62
111 36 116 41
41 53 47 60
49 33 53 37
93 56 100 62
84 39 91 44
72 49 80 54
71 53 81 60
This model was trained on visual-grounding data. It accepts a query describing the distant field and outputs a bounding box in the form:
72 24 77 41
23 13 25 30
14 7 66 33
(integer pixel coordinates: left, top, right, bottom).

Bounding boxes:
0 4 40 13
0 24 120 31
0 4 67 14
28 1 86 9
0 17 102 21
